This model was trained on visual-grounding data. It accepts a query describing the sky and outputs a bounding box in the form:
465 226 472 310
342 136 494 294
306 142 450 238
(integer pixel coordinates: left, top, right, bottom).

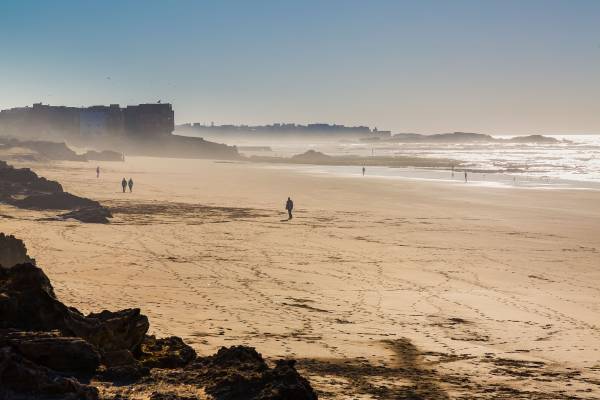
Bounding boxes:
0 0 599 134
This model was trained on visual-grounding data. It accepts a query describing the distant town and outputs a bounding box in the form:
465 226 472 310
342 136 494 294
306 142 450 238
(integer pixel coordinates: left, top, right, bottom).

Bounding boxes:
176 122 392 139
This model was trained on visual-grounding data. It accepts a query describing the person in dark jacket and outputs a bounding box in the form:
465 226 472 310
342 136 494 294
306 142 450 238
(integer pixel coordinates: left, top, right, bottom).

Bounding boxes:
121 178 127 193
128 178 134 193
285 197 294 220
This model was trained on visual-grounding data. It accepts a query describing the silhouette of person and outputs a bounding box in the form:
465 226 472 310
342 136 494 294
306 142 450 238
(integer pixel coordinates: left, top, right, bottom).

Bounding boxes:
451 164 455 178
362 166 366 176
285 197 294 220
464 170 468 183
96 166 100 178
121 178 127 193
128 178 133 193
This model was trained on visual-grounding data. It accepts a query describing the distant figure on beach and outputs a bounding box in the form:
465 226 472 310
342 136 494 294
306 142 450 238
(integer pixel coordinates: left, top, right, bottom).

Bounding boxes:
285 197 294 220
121 178 127 193
128 178 134 193
96 166 100 178
451 164 455 178
362 166 366 176
464 170 468 183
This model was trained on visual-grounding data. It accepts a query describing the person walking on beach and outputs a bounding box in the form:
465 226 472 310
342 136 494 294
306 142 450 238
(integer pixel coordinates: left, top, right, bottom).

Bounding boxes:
128 178 134 193
96 166 100 178
285 197 294 220
464 170 468 183
451 164 455 178
121 178 127 193
362 166 366 176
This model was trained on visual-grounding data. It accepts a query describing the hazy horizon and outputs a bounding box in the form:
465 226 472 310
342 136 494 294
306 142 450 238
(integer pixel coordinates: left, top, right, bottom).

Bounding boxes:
1 0 599 134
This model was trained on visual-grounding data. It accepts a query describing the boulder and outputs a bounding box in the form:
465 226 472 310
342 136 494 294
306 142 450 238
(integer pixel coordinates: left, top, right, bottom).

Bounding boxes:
83 308 150 352
169 346 317 400
0 232 35 268
140 335 197 369
13 191 101 210
0 346 99 400
60 206 113 223
0 329 101 374
103 349 137 367
0 160 63 197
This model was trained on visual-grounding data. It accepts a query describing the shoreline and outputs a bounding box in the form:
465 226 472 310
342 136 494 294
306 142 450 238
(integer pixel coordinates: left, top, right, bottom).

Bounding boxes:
252 161 600 191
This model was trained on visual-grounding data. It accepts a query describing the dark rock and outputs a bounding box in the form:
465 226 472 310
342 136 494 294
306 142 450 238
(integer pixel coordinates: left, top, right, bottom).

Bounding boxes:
83 308 150 353
60 206 113 224
0 329 100 374
0 160 63 196
0 160 111 223
255 359 318 400
168 346 317 400
140 335 197 369
13 191 101 210
98 362 149 383
103 349 137 367
0 346 99 400
0 232 35 268
0 263 149 353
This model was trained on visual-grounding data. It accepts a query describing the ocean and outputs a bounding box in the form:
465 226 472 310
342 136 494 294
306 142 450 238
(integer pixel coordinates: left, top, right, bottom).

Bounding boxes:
185 133 600 190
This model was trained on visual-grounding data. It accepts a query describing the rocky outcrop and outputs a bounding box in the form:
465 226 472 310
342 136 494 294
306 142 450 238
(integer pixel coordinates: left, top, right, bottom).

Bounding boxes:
385 132 562 143
0 160 62 194
166 346 318 400
0 235 317 400
13 191 101 210
0 232 34 268
0 137 86 161
0 263 148 352
0 137 126 162
140 335 197 369
0 346 99 400
0 159 111 223
60 206 113 223
291 150 333 162
0 329 101 373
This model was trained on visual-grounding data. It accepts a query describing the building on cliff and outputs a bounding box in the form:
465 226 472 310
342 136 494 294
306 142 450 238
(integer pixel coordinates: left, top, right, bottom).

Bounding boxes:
0 103 174 139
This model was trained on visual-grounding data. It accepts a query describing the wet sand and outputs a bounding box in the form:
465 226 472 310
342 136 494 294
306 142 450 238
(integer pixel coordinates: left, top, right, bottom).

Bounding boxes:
2 157 600 399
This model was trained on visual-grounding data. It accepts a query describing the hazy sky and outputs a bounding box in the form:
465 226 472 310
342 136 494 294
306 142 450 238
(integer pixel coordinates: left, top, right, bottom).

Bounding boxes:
1 0 599 134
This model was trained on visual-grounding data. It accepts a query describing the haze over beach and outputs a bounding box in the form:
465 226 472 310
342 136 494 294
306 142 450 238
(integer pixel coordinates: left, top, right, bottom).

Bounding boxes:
1 1 600 400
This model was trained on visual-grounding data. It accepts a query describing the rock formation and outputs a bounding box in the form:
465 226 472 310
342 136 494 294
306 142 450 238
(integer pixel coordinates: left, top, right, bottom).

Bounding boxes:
0 137 125 162
0 160 112 223
0 232 34 268
0 235 318 400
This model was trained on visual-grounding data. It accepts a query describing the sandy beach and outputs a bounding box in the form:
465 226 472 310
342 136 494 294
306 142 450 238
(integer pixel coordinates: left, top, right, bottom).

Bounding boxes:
2 157 599 399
